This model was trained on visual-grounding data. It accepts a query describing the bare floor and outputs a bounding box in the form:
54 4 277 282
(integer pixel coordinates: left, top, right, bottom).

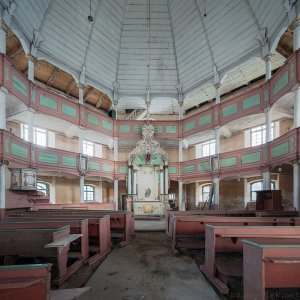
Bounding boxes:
81 232 220 300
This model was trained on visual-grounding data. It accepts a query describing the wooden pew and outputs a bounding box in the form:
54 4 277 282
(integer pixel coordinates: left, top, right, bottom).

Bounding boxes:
243 240 300 300
200 225 300 294
172 215 299 250
5 215 111 265
0 226 82 285
0 264 52 300
166 210 299 240
0 264 91 300
23 209 134 246
0 219 89 262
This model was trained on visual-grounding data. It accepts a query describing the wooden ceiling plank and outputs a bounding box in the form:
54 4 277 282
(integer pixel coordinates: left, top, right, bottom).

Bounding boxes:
96 93 106 108
66 80 77 94
7 45 23 59
47 67 60 86
84 87 95 102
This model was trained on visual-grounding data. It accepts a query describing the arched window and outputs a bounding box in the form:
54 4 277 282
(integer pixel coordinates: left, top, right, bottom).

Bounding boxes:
84 185 95 202
250 181 275 201
37 181 49 196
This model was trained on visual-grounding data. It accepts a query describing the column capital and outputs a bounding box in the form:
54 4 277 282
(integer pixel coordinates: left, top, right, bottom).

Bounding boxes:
0 20 8 32
26 53 37 63
77 83 84 90
0 86 8 95
262 53 273 63
213 82 221 89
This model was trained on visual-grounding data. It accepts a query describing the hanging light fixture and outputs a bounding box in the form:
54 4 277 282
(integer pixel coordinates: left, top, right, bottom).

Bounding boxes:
88 0 93 22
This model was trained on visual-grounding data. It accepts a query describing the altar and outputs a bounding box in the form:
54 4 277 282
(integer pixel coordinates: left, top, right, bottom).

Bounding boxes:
127 123 169 216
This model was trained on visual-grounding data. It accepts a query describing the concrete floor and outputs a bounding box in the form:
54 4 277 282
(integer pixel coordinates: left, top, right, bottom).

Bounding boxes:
81 232 220 300
135 219 166 231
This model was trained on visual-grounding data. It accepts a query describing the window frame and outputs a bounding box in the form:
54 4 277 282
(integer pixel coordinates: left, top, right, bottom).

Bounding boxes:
250 180 276 201
195 139 216 158
84 185 95 202
250 123 275 147
82 140 94 157
36 181 49 196
21 123 48 147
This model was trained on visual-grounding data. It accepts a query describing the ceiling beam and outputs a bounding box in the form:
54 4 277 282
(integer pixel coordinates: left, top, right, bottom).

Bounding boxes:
96 93 106 108
7 45 23 59
47 67 60 86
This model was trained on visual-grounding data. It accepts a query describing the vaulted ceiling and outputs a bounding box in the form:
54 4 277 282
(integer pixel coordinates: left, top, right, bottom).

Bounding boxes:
0 0 297 114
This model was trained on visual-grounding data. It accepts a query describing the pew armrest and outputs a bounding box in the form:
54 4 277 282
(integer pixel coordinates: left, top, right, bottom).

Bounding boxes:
263 257 300 264
45 234 82 248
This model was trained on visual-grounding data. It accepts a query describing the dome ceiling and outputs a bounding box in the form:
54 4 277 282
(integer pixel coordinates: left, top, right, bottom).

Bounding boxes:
0 0 294 113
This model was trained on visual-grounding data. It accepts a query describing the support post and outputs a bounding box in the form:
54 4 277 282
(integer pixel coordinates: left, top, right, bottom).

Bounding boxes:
127 166 132 195
114 179 119 210
132 169 137 195
263 170 271 190
293 17 300 51
160 169 164 195
294 87 300 129
27 110 34 143
80 175 84 203
0 87 8 130
293 163 300 210
213 177 220 209
78 84 84 105
178 180 184 211
28 55 35 82
0 164 6 220
164 166 169 195
0 21 7 54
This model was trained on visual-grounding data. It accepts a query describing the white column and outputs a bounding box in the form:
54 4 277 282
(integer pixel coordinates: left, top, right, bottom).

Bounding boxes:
114 179 119 210
264 54 272 81
78 84 84 105
164 166 169 195
80 175 84 203
0 87 8 130
28 56 35 82
213 177 220 208
27 110 34 143
265 108 272 143
215 127 220 155
0 22 7 54
178 180 184 211
293 163 300 210
160 169 164 195
294 87 300 128
0 165 6 216
132 169 137 195
214 83 221 104
78 127 83 153
127 166 132 195
262 170 271 190
293 18 300 51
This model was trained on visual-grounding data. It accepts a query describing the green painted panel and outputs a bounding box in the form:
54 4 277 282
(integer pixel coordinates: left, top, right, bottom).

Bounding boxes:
221 156 237 168
166 125 176 134
4 139 9 153
272 71 288 95
134 125 142 134
132 155 146 165
241 152 261 164
62 156 77 167
81 111 84 120
5 66 9 81
88 161 100 171
87 113 99 126
119 166 128 173
154 126 163 134
102 120 113 131
198 161 211 171
242 94 261 110
199 114 211 126
31 88 36 103
183 165 195 173
291 63 295 79
185 120 195 132
223 104 237 118
168 167 177 174
11 143 29 159
120 125 131 133
38 152 58 164
150 154 164 165
264 89 269 102
62 103 77 118
271 142 289 158
13 76 27 96
40 95 58 111
103 164 113 172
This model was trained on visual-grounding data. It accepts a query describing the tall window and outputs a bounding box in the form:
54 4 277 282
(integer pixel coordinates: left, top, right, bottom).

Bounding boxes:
84 185 95 202
202 184 211 202
195 139 216 158
83 140 94 156
21 124 47 147
250 123 274 147
37 181 49 196
250 181 275 201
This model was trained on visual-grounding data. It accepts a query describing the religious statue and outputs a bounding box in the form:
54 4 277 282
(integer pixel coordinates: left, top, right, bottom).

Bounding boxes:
144 187 151 197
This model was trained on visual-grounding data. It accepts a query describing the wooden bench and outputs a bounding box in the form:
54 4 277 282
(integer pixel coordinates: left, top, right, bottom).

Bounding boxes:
200 225 300 294
243 240 300 300
23 209 135 246
166 210 299 240
0 264 90 300
5 215 111 265
171 215 299 250
0 226 82 285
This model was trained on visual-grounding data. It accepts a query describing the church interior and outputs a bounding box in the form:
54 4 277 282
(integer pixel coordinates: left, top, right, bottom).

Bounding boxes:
0 0 300 299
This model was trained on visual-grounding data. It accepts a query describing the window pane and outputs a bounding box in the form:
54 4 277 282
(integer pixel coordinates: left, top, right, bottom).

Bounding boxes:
37 182 48 195
84 185 94 202
83 140 94 156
